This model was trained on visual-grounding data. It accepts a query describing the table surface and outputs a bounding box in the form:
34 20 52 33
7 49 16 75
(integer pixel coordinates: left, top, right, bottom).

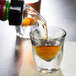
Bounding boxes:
0 26 76 76
19 41 76 76
0 0 76 76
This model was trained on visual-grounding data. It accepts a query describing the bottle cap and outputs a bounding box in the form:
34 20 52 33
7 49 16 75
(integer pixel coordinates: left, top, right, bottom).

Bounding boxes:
9 0 24 26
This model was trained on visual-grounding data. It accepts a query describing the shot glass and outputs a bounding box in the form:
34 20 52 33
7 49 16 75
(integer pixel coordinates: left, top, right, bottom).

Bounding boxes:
30 26 66 73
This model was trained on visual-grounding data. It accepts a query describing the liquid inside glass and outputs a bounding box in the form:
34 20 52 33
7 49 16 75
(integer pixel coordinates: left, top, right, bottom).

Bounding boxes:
34 44 62 61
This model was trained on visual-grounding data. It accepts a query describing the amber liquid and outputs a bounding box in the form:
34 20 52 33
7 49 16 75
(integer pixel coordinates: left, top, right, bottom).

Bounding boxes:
34 44 62 61
27 0 41 13
22 18 36 26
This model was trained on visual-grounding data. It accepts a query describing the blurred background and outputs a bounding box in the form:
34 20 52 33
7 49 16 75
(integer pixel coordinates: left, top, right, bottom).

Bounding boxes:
40 0 76 41
0 0 76 41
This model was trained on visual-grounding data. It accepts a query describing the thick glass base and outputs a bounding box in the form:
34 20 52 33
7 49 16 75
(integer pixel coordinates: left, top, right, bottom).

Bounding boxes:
37 67 60 73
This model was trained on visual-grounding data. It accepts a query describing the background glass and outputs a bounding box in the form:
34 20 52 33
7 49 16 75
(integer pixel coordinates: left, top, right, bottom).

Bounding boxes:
30 26 66 73
16 0 43 39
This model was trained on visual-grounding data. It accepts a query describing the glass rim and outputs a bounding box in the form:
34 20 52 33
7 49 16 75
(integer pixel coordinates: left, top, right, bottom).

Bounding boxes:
30 26 66 40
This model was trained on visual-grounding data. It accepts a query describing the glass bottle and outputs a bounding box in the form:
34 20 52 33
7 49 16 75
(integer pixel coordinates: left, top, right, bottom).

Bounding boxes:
0 0 46 39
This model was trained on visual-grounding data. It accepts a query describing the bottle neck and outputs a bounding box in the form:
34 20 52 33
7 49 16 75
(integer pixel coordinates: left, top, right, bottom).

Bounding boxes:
5 1 10 20
0 0 24 26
